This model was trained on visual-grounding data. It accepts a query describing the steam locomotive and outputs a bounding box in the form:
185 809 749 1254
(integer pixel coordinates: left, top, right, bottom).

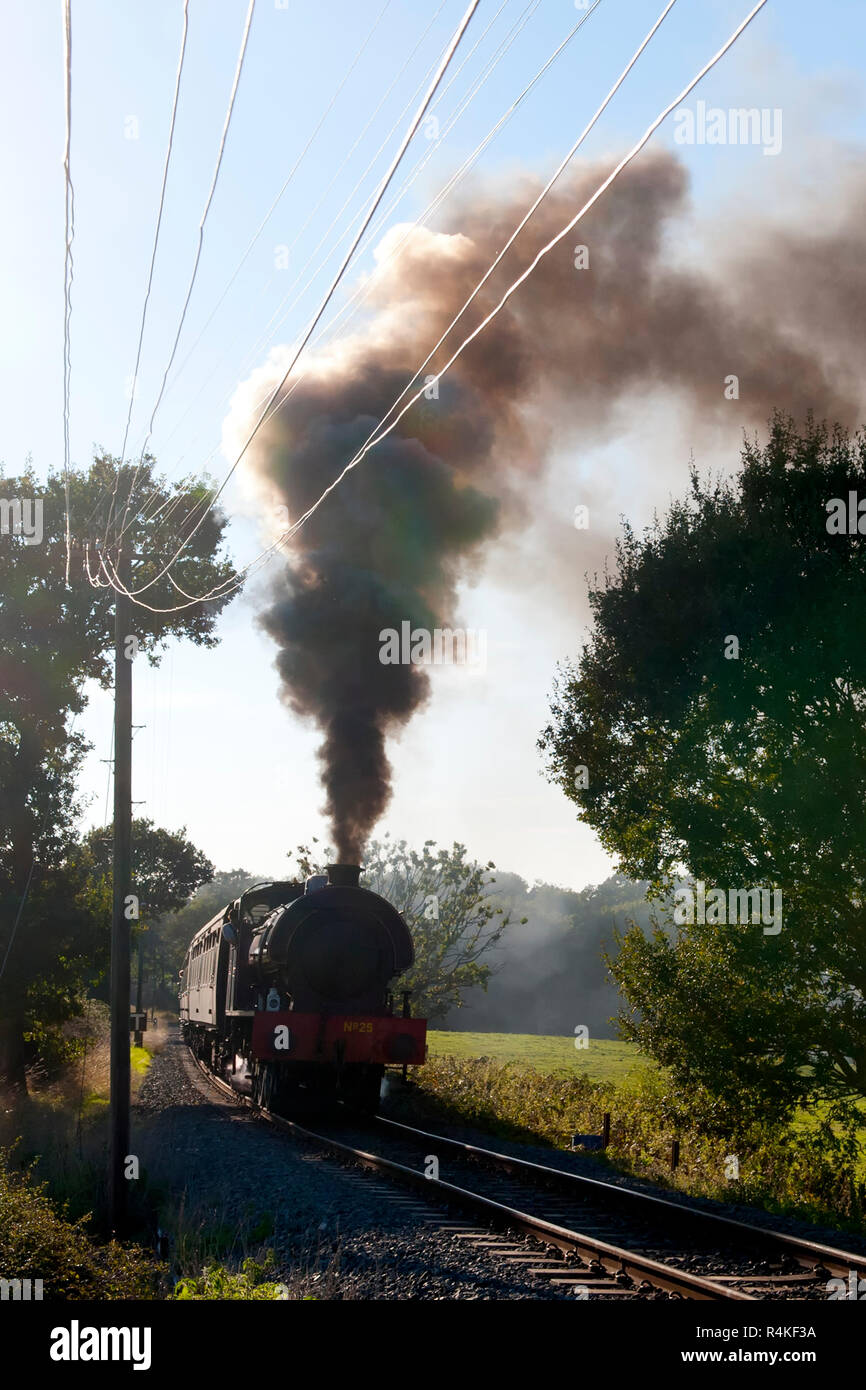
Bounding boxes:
179 863 426 1114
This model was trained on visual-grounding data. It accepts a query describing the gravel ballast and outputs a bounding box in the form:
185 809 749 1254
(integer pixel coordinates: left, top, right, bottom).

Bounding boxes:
134 1030 578 1300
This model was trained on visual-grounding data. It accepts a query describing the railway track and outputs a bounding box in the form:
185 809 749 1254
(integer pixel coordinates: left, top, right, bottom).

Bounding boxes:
191 1051 864 1302
370 1115 865 1300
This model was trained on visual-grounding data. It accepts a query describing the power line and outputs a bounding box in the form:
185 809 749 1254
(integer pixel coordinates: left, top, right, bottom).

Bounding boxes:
156 0 571 531
126 0 538 555
84 0 666 615
247 0 547 452
316 0 593 350
130 0 523 536
254 0 771 554
164 0 584 512
118 0 437 544
82 0 661 613
337 0 542 276
94 545 246 612
221 0 452 382
83 0 191 541
284 0 512 292
123 0 482 598
281 0 678 495
61 0 74 587
93 0 770 617
102 721 115 827
112 0 257 546
115 2 191 487
249 0 538 434
152 0 396 416
162 649 175 827
227 0 678 559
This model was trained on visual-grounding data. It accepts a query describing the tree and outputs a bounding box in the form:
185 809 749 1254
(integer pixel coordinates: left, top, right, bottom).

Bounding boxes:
0 857 107 1089
81 818 214 922
78 819 214 1015
289 838 523 1021
151 868 257 982
438 872 652 1038
0 455 239 1083
539 415 866 1115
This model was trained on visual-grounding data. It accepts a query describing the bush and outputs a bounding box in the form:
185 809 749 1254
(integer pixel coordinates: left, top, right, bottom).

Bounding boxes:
0 1149 161 1299
172 1253 295 1301
405 1056 865 1230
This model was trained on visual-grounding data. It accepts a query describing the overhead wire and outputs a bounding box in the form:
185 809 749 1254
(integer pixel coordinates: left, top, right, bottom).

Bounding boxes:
81 0 191 541
120 0 482 596
247 0 537 434
218 0 461 385
276 0 770 548
123 0 473 539
110 0 257 546
114 2 191 497
92 0 770 615
154 0 396 414
278 0 680 499
136 0 585 542
124 0 540 551
120 0 444 542
126 0 663 591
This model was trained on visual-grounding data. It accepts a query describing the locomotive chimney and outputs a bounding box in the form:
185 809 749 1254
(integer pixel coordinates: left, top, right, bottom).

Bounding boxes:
326 863 362 888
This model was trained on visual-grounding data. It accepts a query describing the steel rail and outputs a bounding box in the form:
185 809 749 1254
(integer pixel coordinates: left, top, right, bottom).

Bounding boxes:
188 1050 752 1300
376 1114 866 1283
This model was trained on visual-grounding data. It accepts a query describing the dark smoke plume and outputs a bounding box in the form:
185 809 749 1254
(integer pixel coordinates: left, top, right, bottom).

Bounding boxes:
232 150 863 860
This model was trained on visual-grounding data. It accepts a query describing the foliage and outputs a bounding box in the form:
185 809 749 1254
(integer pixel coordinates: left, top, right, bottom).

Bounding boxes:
438 871 652 1037
152 868 258 976
0 1148 161 1299
539 415 866 1112
1 819 212 1081
290 837 524 1021
172 1252 291 1301
0 455 238 1082
80 817 214 922
0 855 108 1085
404 1055 865 1229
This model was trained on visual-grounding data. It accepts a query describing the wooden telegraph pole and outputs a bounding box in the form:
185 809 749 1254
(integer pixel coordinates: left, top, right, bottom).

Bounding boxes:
109 547 132 1232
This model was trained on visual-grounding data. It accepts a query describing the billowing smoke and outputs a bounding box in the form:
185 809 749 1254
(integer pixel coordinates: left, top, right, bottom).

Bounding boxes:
229 149 863 860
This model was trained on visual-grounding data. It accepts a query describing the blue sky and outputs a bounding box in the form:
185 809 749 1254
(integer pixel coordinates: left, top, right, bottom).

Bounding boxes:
1 0 863 889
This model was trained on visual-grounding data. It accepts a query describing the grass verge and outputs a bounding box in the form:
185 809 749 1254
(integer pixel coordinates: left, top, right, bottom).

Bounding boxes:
393 1053 866 1235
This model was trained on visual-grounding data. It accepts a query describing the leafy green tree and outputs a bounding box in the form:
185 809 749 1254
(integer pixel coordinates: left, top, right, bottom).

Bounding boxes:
0 455 238 1083
81 818 214 922
290 838 523 1021
539 415 866 1115
0 860 106 1088
77 815 214 1010
152 868 257 980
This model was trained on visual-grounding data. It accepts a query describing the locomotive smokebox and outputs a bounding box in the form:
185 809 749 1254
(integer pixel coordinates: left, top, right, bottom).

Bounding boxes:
242 867 415 1011
326 863 362 888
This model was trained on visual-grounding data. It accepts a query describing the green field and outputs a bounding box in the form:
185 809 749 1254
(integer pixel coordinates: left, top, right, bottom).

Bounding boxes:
427 1030 649 1085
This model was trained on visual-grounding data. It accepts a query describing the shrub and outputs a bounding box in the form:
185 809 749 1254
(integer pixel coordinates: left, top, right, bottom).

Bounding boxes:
405 1056 865 1229
0 1148 161 1299
172 1253 295 1301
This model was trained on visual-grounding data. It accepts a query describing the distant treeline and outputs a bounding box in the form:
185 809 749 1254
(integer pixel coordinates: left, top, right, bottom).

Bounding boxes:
440 872 653 1039
158 865 653 1040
